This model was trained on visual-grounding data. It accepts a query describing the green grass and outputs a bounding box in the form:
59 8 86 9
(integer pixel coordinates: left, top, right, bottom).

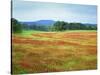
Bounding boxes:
12 63 29 74
12 30 97 38
12 30 42 37
13 30 97 34
64 30 97 32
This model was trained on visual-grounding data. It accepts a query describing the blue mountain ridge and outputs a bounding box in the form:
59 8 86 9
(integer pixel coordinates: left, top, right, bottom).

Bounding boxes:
20 20 55 26
20 20 97 26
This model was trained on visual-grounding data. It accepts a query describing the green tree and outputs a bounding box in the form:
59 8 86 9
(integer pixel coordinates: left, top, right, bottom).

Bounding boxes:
53 21 68 31
11 18 22 33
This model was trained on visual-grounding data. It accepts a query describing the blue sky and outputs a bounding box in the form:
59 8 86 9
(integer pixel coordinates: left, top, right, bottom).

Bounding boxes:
12 0 97 24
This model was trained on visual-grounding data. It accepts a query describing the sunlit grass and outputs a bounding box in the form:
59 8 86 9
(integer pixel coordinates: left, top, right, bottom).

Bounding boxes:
12 30 97 74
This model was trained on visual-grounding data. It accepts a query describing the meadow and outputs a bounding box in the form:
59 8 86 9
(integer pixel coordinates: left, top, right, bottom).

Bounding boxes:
12 30 97 74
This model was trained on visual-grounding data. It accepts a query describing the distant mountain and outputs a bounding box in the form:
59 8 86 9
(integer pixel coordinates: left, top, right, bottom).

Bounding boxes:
20 22 36 26
35 20 55 25
20 20 55 26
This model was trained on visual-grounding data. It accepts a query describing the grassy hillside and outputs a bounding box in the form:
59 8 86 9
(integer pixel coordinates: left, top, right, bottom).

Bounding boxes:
12 30 97 74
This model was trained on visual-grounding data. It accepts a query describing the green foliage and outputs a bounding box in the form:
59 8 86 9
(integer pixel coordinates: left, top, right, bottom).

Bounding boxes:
52 21 97 31
52 21 68 31
12 18 22 33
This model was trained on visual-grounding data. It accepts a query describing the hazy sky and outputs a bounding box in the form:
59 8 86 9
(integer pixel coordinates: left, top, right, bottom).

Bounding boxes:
12 0 97 24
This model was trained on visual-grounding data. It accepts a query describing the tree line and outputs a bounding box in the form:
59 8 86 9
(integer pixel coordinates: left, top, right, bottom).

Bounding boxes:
11 18 97 33
52 21 97 31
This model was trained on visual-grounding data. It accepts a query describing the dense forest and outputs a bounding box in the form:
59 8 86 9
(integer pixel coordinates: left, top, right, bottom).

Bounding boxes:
11 18 97 33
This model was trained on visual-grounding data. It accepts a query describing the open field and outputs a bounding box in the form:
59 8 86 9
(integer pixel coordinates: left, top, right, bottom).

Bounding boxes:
12 30 97 74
